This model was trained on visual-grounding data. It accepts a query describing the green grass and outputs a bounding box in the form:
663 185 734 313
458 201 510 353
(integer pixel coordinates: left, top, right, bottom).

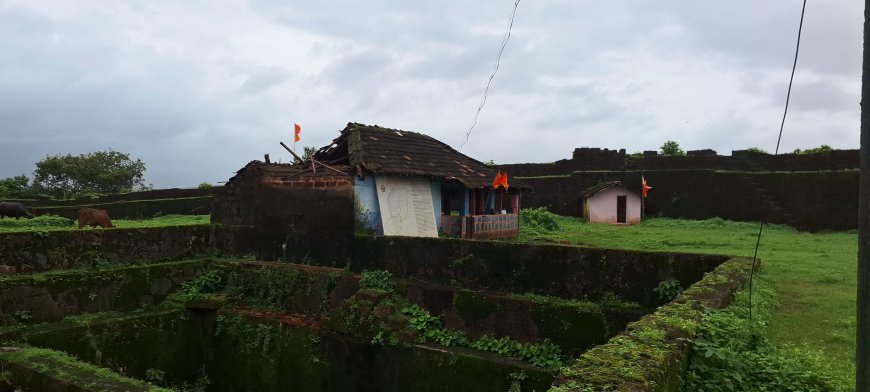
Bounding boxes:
519 213 856 391
0 214 210 233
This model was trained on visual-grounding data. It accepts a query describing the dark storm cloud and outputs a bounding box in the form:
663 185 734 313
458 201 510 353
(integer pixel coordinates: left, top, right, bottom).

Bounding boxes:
0 0 862 187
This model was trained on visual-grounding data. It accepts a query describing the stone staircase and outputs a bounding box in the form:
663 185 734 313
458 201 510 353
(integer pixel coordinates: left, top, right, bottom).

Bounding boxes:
740 174 801 229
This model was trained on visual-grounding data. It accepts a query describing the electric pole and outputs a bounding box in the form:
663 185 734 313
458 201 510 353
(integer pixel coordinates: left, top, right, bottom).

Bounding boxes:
858 0 870 389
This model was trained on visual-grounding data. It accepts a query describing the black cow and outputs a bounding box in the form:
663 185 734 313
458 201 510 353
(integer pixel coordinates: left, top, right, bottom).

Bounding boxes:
0 202 34 219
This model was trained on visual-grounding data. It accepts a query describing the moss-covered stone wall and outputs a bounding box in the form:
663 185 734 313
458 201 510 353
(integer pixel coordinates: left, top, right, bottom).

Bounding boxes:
403 284 643 356
12 307 555 392
550 257 753 392
0 260 206 325
0 347 171 392
28 196 213 220
0 225 210 273
350 236 729 307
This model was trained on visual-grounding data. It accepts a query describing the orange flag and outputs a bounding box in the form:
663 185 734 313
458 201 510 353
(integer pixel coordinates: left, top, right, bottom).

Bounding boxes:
642 175 652 198
294 123 301 142
492 171 509 190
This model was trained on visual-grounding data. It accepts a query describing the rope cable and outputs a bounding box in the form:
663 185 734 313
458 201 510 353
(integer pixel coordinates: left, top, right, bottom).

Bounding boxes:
459 0 522 151
748 0 807 321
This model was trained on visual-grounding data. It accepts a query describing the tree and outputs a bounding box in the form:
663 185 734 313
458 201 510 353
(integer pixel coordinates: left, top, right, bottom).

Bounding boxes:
793 145 834 154
745 147 769 154
301 146 317 162
660 140 685 156
0 175 31 199
31 150 148 198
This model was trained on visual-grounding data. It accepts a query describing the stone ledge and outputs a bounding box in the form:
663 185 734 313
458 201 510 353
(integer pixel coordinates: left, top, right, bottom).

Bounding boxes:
549 257 754 392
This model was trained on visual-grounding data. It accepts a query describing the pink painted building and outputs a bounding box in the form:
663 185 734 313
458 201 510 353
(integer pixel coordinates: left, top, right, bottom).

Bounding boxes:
581 181 642 225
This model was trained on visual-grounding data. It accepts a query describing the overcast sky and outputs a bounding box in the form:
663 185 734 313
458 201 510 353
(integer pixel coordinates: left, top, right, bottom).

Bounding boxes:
0 1 863 188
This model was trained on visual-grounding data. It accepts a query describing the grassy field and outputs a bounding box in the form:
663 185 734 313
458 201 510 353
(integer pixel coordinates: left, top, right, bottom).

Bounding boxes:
519 211 856 390
0 214 210 233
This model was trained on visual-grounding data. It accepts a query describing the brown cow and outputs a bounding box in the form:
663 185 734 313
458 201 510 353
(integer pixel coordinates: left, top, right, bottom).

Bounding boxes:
77 208 114 229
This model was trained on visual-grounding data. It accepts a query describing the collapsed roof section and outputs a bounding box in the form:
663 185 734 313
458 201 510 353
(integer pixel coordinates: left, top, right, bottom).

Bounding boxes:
315 122 526 189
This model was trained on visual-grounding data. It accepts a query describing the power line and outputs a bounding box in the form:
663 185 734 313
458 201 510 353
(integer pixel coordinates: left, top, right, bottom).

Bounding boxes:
459 0 521 151
748 0 807 321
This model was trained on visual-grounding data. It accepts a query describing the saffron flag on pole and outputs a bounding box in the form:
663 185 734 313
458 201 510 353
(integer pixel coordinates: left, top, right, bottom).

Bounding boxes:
294 123 301 142
642 176 652 198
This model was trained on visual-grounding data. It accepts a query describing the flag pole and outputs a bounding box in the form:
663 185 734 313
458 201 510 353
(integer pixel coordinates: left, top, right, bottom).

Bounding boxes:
641 172 645 222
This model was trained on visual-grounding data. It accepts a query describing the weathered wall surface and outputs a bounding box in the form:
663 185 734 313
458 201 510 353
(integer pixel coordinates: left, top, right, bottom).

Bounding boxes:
211 162 356 263
0 347 168 392
499 148 859 177
520 170 858 231
0 260 205 325
350 236 729 307
254 177 355 263
6 187 219 207
404 284 630 356
29 197 213 220
0 226 211 273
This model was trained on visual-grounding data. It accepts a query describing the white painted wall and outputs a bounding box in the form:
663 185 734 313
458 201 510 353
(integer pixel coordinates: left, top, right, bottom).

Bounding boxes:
585 186 642 224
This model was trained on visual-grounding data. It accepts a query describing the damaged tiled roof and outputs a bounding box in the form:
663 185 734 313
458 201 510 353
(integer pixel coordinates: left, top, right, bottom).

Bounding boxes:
225 160 352 186
580 181 638 198
315 122 526 189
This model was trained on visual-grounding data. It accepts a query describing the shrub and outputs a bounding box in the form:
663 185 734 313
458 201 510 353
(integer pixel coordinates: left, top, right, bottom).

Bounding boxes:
359 270 395 292
0 214 73 229
653 279 683 304
793 145 834 154
519 207 560 232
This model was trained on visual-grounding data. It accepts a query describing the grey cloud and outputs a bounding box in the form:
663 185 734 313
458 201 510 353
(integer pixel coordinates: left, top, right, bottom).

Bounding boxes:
0 0 862 188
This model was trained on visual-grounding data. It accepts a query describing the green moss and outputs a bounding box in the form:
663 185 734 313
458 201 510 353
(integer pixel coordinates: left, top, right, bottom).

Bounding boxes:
455 291 500 320
550 258 750 391
510 293 602 313
0 347 173 391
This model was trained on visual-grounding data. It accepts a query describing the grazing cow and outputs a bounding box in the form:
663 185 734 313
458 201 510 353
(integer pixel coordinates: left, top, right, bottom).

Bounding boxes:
0 202 34 219
77 208 114 229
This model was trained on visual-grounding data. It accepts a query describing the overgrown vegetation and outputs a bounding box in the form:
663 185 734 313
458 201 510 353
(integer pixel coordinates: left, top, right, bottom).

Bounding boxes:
0 214 210 233
684 275 840 391
348 271 565 371
0 214 73 231
359 270 396 292
0 347 173 391
520 215 856 390
397 303 563 370
519 207 561 235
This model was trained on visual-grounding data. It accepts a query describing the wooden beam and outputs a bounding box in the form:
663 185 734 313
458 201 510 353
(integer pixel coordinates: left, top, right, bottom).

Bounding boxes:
279 142 304 164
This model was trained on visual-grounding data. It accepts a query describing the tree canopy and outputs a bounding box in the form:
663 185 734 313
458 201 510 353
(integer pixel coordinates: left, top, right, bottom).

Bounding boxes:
31 150 148 198
659 140 685 156
0 175 31 199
